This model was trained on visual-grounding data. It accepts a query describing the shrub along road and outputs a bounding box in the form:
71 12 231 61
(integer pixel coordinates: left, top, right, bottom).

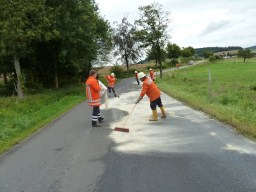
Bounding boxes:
0 77 256 192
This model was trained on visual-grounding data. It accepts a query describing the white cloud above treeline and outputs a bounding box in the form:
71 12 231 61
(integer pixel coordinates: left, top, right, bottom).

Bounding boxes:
96 0 256 48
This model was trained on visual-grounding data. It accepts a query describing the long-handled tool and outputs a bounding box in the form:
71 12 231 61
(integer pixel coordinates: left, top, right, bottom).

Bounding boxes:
114 104 137 132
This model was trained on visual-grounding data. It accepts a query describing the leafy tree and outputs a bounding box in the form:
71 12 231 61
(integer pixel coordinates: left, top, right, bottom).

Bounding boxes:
19 0 113 88
135 2 170 78
45 0 112 86
0 56 13 85
203 51 213 59
146 46 166 66
181 46 194 63
0 0 56 99
166 43 181 64
238 48 252 63
113 16 141 70
0 40 14 85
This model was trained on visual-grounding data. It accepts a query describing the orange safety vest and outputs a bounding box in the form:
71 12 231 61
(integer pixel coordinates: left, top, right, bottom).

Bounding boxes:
150 70 155 80
85 76 101 106
104 75 116 87
140 77 161 101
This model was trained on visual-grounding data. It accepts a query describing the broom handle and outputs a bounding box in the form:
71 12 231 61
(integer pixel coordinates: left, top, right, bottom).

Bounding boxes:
121 104 137 128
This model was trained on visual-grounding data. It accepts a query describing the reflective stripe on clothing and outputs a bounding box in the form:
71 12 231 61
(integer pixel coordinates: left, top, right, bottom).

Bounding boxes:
92 106 100 122
86 84 101 106
85 76 101 106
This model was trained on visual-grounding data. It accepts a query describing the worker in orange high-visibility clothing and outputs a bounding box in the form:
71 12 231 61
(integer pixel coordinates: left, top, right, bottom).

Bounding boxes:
135 72 167 121
85 70 104 127
135 71 140 85
104 72 118 97
149 68 156 83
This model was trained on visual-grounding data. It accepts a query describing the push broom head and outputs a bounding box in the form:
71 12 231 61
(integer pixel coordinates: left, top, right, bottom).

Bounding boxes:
114 104 136 133
114 127 129 132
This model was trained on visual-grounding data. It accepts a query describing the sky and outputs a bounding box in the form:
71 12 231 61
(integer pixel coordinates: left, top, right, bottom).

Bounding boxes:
95 0 256 49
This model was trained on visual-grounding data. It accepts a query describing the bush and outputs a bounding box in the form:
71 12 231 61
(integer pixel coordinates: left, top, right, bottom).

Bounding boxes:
0 80 16 96
110 66 135 78
110 66 123 75
209 55 223 63
164 59 178 67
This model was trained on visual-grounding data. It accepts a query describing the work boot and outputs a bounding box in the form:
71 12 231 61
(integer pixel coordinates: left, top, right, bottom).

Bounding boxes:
98 116 104 123
92 121 101 127
114 93 119 98
160 106 167 119
149 110 158 121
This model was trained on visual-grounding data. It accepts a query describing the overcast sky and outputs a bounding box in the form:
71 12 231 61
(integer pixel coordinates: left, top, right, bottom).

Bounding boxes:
95 0 256 48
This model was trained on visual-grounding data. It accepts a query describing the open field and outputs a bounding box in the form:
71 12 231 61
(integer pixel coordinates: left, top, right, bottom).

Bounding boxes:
157 58 256 139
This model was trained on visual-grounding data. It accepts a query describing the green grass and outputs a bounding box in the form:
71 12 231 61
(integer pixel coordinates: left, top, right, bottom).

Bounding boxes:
0 84 85 154
157 58 256 139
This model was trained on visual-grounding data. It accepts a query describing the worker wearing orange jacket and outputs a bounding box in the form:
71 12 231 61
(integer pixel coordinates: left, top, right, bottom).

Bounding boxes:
85 70 104 127
149 68 156 82
135 71 140 85
104 73 118 97
135 72 167 121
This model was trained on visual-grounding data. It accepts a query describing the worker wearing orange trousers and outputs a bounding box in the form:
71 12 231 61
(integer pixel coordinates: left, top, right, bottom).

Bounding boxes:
135 72 167 121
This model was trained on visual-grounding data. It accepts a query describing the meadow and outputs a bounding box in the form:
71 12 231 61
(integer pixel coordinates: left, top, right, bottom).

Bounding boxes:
157 58 256 139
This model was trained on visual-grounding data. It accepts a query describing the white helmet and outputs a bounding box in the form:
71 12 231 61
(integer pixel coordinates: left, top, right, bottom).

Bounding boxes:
138 72 146 79
150 68 152 70
135 71 137 73
110 73 115 77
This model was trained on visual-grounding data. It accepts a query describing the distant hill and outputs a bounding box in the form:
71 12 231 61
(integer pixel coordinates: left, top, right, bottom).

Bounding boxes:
247 45 256 51
194 46 243 57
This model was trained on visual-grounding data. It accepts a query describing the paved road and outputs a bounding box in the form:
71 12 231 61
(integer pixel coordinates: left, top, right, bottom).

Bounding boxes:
0 77 256 192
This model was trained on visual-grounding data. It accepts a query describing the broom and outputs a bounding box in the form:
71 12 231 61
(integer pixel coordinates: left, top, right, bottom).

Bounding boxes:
114 104 137 132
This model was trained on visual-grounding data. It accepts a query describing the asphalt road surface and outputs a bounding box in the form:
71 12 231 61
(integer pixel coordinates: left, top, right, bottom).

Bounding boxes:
0 77 256 192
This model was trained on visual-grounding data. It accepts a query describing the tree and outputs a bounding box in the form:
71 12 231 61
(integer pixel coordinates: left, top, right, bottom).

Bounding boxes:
146 46 166 66
112 16 141 70
0 0 56 99
135 2 170 78
166 43 181 64
181 46 194 63
203 51 213 59
238 48 252 63
44 0 112 86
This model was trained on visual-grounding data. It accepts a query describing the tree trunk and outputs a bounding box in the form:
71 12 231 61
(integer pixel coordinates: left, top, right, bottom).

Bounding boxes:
3 72 7 84
55 72 59 89
125 56 129 70
14 55 24 99
156 44 162 78
54 44 59 88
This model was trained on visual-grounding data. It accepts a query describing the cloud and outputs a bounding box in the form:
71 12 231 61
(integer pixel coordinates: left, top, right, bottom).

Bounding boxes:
96 0 256 48
200 20 230 36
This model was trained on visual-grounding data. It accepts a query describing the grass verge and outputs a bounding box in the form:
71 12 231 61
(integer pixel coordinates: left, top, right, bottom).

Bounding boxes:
0 84 85 155
157 58 256 140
